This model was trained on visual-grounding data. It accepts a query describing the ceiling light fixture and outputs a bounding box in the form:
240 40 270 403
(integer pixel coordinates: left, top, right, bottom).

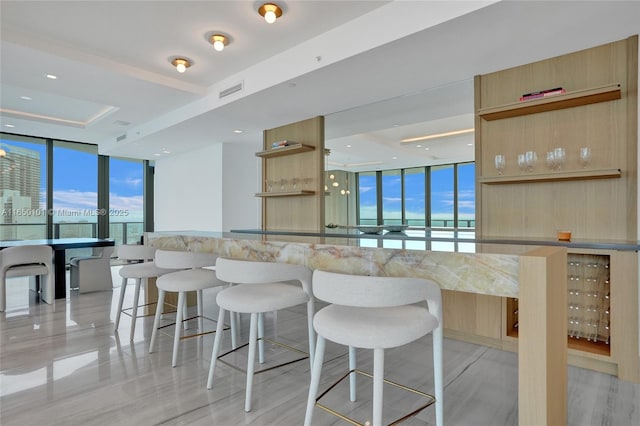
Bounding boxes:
233 129 243 134
209 34 229 52
400 128 474 143
171 58 191 73
0 148 6 157
46 74 57 79
4 124 15 128
258 3 282 23
20 96 32 101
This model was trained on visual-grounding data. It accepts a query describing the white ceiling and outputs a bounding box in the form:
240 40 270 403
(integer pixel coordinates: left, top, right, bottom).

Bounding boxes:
1 1 639 172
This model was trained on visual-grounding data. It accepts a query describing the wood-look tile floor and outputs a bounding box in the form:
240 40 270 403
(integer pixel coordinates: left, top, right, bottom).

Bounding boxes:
1 269 639 426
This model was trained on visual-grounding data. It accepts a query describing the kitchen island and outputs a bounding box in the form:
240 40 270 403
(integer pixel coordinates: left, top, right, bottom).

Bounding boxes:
145 229 579 425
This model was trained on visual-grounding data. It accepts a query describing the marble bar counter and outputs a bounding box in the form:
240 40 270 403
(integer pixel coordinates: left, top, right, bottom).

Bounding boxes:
147 230 530 298
146 229 568 425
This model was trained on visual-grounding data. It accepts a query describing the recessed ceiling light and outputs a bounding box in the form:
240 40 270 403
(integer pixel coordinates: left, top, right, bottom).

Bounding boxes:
233 129 243 134
46 74 57 79
154 153 162 156
4 124 16 128
424 147 430 151
20 96 32 101
392 156 398 160
467 143 473 146
346 144 351 148
416 144 422 148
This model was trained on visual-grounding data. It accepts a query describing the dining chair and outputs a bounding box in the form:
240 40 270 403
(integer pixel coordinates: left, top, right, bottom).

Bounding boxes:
70 246 116 293
149 249 230 367
304 270 443 426
0 245 54 312
206 257 315 413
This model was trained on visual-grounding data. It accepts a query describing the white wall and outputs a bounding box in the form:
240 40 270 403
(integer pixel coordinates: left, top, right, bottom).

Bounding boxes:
221 142 261 231
154 141 260 232
154 144 223 232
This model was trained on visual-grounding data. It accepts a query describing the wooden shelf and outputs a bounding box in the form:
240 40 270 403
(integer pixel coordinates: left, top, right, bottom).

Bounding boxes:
478 83 621 121
255 190 316 197
255 144 314 158
479 168 621 184
506 329 611 357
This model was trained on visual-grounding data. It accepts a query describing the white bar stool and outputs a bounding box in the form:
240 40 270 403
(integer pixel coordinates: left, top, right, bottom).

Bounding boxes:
149 249 229 367
304 270 443 426
206 257 315 413
114 244 172 340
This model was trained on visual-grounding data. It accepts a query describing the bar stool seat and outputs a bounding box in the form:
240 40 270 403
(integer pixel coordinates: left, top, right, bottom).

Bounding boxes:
149 249 229 367
114 244 172 340
314 305 438 349
207 257 315 413
217 283 309 313
304 270 443 426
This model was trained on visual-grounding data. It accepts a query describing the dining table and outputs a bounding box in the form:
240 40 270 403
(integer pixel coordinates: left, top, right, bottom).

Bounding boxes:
0 238 115 300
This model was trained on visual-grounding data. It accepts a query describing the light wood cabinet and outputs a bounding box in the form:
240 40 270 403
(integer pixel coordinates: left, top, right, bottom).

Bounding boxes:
468 35 639 381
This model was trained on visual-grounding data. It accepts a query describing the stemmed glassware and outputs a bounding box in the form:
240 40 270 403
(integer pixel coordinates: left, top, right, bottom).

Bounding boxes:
579 147 592 168
517 154 526 172
553 147 566 170
524 151 537 172
494 154 506 175
303 177 313 190
545 151 556 170
290 177 300 191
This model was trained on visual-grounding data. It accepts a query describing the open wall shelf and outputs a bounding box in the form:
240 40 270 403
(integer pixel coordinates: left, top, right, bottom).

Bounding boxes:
255 144 314 158
479 168 622 184
255 190 315 197
478 83 621 121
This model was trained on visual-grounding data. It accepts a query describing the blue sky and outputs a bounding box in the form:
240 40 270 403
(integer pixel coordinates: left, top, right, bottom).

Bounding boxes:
1 139 143 221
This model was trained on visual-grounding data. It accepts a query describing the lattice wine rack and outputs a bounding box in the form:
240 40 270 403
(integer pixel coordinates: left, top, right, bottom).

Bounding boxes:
567 254 610 344
508 253 611 346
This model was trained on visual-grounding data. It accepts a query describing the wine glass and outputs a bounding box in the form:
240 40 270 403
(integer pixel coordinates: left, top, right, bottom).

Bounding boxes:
303 177 313 190
579 147 591 168
279 178 288 191
553 147 566 170
290 177 300 190
524 151 537 172
517 154 526 172
494 154 506 175
545 151 556 170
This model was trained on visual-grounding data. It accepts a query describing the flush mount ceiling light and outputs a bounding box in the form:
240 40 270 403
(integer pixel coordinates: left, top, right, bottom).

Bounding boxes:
258 3 282 24
209 34 229 52
171 58 191 73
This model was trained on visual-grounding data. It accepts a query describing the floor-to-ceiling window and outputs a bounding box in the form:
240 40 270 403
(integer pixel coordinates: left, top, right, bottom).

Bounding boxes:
381 169 402 225
0 135 47 240
1 132 149 243
52 140 98 238
355 161 474 229
109 157 144 244
430 165 455 227
404 167 426 227
457 162 475 228
357 171 378 225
